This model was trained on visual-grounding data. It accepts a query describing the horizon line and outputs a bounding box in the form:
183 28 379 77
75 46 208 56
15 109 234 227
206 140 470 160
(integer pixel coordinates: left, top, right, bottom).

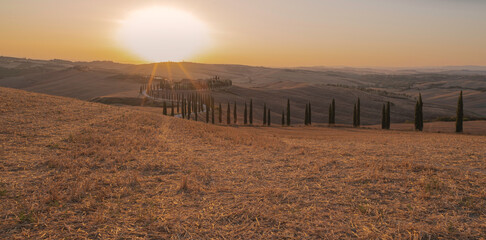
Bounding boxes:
2 55 486 70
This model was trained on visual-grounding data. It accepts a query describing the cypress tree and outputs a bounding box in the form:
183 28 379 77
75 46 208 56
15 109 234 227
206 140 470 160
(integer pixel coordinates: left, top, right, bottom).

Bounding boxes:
190 98 193 115
244 102 248 125
163 101 167 115
414 101 421 131
187 100 191 119
185 99 188 118
182 99 185 118
386 101 391 129
263 103 267 125
415 94 424 131
234 101 237 124
456 90 463 133
227 102 231 124
282 110 285 126
171 101 174 116
356 98 361 127
211 101 215 124
206 103 209 123
418 93 424 131
192 98 198 113
329 103 333 126
381 104 386 129
286 99 291 126
200 96 204 112
353 103 357 127
308 101 312 125
249 99 253 125
331 98 336 124
219 103 222 123
267 108 271 126
305 103 309 125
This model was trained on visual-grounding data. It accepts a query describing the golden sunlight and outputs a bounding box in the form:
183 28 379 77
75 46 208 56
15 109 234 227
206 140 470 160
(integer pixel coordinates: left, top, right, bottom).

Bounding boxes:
116 6 210 62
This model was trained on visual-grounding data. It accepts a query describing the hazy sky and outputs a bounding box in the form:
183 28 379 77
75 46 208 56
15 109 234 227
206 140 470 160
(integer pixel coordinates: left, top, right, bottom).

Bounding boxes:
1 0 486 67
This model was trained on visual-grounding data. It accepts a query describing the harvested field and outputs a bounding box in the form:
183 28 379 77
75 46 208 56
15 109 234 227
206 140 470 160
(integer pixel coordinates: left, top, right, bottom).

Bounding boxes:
367 121 486 136
1 87 485 239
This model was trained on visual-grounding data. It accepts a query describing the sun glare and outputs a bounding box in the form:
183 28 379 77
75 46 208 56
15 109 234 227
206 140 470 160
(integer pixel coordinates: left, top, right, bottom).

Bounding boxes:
117 6 210 62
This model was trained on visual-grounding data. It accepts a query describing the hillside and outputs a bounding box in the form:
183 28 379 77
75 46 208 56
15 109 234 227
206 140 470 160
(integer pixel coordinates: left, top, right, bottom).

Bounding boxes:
1 87 485 239
1 57 485 122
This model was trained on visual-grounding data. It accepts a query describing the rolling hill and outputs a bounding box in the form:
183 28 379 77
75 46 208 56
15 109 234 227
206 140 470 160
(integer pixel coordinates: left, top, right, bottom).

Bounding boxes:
1 56 485 125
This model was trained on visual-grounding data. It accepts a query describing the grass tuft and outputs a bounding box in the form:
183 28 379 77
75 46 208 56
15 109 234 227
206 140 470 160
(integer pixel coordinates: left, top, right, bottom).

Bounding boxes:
17 210 35 224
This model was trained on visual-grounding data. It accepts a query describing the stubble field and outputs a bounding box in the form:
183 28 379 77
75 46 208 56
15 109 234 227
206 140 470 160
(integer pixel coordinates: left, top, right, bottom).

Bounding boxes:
1 87 485 239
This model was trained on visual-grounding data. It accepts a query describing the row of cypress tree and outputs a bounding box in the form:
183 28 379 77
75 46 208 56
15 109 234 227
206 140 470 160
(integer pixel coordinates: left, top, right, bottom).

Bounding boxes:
140 78 232 93
159 91 465 133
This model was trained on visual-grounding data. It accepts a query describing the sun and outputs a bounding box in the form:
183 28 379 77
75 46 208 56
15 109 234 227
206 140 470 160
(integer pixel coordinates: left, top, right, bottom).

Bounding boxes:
117 6 210 62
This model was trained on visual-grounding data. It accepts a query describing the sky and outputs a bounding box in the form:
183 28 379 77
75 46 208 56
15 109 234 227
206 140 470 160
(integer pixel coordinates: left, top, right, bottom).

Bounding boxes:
1 0 486 67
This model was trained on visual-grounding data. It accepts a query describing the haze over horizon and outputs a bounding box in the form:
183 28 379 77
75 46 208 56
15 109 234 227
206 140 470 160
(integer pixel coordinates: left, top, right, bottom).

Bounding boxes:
2 0 486 67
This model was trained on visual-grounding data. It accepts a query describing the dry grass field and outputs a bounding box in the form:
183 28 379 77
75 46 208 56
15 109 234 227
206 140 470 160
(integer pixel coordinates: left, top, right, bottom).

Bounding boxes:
366 121 486 136
1 87 486 239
